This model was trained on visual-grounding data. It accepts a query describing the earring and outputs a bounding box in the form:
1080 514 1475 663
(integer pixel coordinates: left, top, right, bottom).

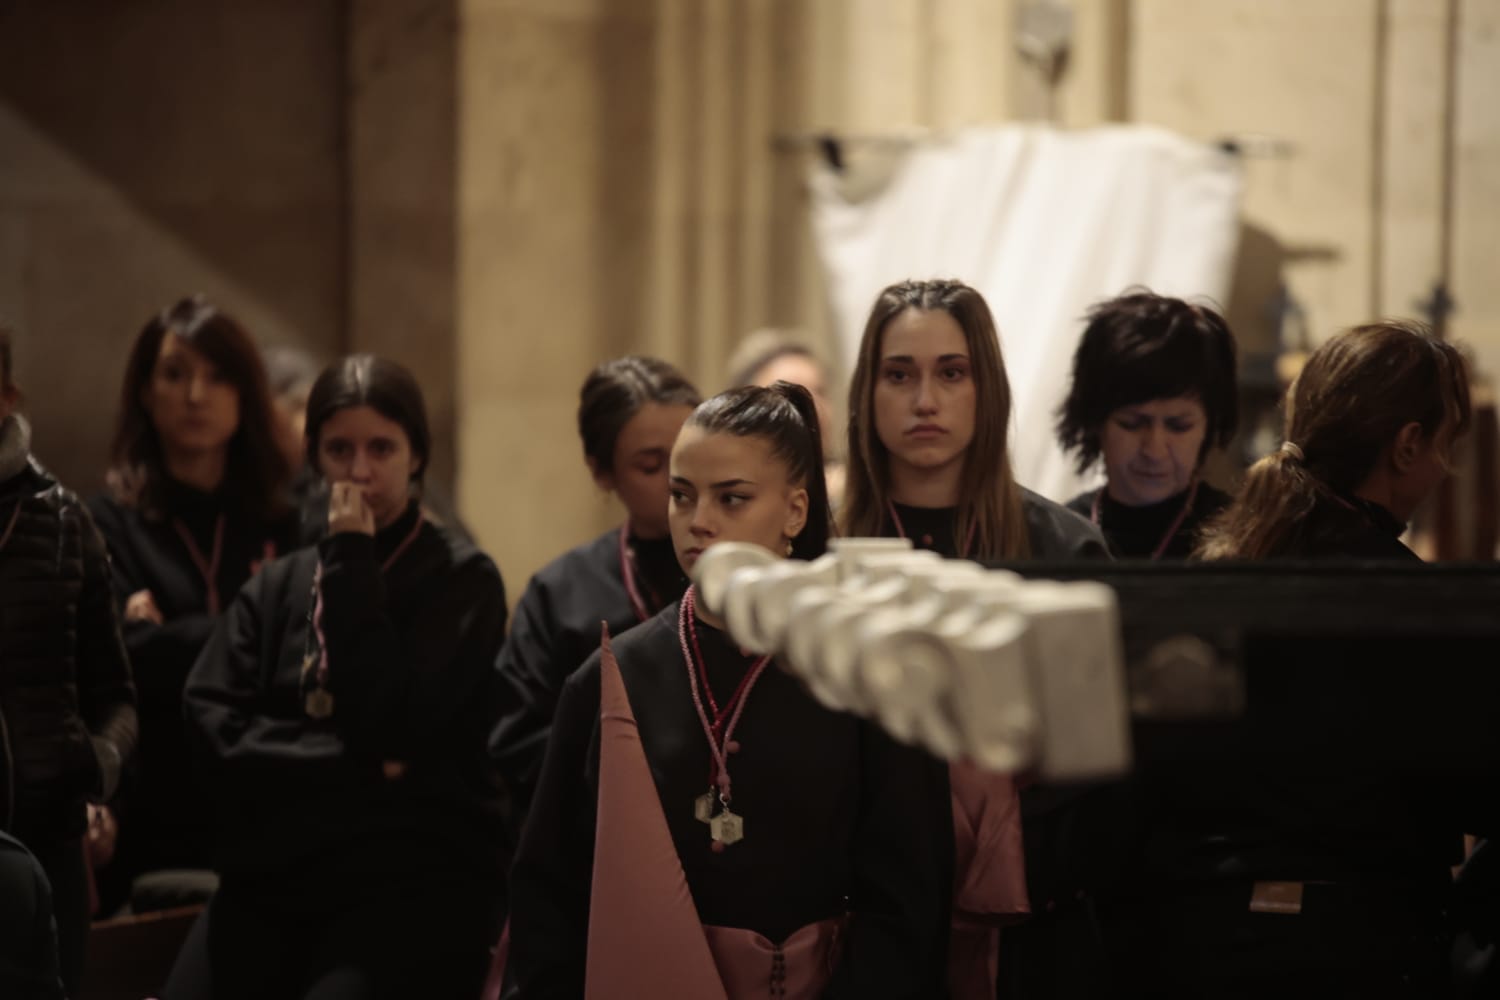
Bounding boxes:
784 538 794 557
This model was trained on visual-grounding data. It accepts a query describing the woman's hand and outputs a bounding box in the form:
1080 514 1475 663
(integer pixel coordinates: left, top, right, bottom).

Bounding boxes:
328 482 376 536
86 803 118 868
124 589 164 625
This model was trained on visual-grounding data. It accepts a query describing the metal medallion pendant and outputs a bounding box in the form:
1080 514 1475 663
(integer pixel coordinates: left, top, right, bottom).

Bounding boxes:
305 687 334 719
693 791 715 824
709 808 744 846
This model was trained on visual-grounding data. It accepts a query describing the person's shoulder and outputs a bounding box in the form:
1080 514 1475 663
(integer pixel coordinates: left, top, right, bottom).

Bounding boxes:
1196 482 1233 517
1020 486 1110 559
531 527 621 590
1063 488 1099 520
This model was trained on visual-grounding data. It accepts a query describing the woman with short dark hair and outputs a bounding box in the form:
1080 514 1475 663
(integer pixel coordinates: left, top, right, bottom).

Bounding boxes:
169 354 509 998
1057 291 1239 559
88 296 297 911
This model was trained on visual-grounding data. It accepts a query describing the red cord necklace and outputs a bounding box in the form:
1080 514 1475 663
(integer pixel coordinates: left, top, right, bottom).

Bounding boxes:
618 520 665 623
887 499 978 558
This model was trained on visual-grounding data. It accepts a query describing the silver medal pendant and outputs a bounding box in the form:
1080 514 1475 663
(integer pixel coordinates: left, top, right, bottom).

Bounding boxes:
305 687 334 719
693 791 715 824
709 808 744 846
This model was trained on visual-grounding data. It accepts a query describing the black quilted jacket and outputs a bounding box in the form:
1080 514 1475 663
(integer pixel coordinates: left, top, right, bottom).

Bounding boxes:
0 457 137 844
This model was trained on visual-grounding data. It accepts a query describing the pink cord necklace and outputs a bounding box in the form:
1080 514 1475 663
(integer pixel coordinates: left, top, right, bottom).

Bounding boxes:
679 585 771 850
618 520 665 623
887 499 978 558
1091 479 1200 560
303 512 425 719
172 514 225 615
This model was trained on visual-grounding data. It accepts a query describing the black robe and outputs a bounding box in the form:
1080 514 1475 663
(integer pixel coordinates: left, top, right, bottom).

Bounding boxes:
506 602 953 999
882 488 1115 1000
490 526 686 836
885 487 1111 561
179 502 509 993
1065 483 1231 560
87 481 299 903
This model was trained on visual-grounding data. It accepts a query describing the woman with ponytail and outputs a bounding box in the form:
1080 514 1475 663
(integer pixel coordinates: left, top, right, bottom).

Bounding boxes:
1098 320 1476 997
1199 320 1470 561
506 382 951 999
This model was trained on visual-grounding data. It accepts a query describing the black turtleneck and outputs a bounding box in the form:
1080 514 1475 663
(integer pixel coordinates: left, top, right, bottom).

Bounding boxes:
492 525 691 842
1066 483 1231 560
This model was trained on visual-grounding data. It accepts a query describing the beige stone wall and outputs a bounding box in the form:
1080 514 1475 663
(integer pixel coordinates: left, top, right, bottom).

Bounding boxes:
0 1 346 495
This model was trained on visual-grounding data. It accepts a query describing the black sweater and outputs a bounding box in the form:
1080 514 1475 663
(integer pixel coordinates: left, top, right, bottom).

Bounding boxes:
886 486 1111 561
490 525 685 831
184 502 509 884
1066 483 1231 560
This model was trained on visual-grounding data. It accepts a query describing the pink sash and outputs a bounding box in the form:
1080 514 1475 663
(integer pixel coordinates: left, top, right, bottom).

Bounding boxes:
586 625 842 999
947 760 1030 1000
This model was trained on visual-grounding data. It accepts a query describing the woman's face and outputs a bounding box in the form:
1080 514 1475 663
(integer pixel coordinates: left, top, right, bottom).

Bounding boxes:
593 402 695 539
143 334 241 458
753 354 835 449
871 308 976 482
668 424 808 574
315 404 422 529
1100 395 1208 506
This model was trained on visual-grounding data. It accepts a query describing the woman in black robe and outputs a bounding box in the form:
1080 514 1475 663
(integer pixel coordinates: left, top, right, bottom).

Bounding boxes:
88 297 298 912
167 355 508 999
491 356 699 836
506 382 952 999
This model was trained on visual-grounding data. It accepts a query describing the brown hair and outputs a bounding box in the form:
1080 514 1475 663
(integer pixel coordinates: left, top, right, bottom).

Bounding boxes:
305 355 432 485
108 296 290 520
578 356 701 475
1198 320 1470 560
841 279 1030 559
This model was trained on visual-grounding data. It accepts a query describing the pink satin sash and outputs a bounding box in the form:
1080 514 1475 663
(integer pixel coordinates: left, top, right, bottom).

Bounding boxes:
947 759 1030 1000
586 624 843 999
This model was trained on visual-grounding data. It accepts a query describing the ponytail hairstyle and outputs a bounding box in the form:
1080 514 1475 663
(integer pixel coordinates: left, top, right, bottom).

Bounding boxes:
842 278 1030 559
1197 320 1470 559
685 381 833 560
1057 291 1239 474
578 355 701 475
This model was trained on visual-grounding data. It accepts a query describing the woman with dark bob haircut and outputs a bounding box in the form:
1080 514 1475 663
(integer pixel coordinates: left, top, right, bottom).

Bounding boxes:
168 354 509 999
89 296 298 912
1057 291 1239 559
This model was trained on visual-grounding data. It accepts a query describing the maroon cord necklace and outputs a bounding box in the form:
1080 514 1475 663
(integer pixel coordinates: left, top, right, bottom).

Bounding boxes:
1090 479 1200 560
679 585 771 850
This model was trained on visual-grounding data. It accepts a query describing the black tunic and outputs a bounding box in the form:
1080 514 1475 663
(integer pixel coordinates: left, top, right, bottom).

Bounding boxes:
507 602 953 999
490 526 686 833
184 501 508 882
886 487 1111 561
178 502 509 993
87 481 299 896
1065 483 1231 560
